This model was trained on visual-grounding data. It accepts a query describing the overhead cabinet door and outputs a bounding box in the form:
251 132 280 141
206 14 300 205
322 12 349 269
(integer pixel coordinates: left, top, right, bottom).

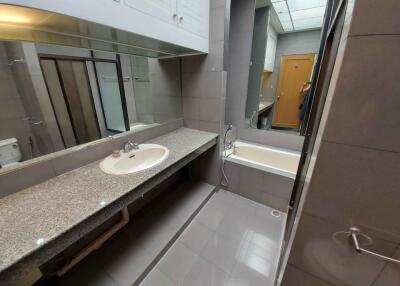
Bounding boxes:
124 0 177 25
177 0 209 38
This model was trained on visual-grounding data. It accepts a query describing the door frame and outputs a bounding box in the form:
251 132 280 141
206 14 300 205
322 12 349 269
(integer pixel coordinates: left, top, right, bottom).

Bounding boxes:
39 56 102 146
39 53 130 134
271 53 316 129
276 0 347 284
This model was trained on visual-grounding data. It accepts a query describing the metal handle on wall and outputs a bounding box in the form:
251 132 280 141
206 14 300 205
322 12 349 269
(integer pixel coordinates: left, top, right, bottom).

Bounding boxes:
349 227 400 264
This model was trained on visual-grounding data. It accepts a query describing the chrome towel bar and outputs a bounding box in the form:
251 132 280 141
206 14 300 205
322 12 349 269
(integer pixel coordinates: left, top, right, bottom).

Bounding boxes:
349 227 400 264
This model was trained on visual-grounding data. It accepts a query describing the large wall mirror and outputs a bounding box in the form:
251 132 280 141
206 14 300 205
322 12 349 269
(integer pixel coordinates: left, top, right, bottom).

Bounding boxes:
0 41 182 170
245 0 327 136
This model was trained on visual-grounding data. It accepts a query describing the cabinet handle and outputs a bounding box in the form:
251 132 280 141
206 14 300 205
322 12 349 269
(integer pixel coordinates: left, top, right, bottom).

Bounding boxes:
173 13 177 19
179 16 184 22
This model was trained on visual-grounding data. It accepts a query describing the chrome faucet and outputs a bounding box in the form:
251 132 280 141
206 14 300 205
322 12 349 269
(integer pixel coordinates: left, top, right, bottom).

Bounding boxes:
123 139 139 153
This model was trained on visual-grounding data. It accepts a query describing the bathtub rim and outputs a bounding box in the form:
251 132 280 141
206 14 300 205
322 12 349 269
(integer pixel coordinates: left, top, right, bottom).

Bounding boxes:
224 140 300 179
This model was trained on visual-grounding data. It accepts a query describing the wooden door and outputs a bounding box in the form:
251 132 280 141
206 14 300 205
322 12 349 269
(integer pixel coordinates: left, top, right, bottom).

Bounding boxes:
272 54 315 129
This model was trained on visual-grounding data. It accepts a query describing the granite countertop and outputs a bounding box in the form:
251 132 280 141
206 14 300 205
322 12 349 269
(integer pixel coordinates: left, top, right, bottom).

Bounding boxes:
258 100 274 113
0 128 217 274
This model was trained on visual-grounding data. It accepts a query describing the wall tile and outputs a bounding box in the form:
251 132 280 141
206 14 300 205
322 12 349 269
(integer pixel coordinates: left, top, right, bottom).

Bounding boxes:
182 41 224 73
183 118 199 130
182 71 224 99
303 141 400 243
372 246 400 286
289 214 397 286
323 35 400 153
262 171 294 200
223 160 290 212
349 0 400 36
0 160 55 198
237 128 304 151
199 97 223 123
282 264 334 286
198 120 220 133
210 5 226 41
50 141 114 175
182 97 200 120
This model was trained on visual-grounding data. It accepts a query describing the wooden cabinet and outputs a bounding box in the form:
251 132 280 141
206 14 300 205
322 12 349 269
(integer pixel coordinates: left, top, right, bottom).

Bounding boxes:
264 24 277 72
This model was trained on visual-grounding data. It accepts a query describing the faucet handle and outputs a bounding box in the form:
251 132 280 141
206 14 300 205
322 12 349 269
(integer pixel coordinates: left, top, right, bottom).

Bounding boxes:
132 142 139 149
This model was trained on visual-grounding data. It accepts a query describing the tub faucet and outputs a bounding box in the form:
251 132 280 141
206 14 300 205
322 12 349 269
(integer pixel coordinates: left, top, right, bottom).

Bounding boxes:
223 125 234 151
226 140 233 150
123 139 139 153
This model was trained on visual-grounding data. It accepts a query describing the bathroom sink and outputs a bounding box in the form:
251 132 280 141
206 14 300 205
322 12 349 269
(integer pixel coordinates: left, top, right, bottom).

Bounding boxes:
99 144 169 175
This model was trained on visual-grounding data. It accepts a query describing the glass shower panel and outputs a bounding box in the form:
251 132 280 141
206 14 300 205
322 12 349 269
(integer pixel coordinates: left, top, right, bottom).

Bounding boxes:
95 62 127 132
130 55 154 124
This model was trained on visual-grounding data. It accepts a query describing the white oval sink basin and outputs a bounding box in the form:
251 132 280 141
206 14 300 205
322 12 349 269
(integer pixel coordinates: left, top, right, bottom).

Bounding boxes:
99 144 169 175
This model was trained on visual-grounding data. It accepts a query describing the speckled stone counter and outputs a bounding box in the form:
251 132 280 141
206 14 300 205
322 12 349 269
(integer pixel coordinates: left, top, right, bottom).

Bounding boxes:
0 128 217 281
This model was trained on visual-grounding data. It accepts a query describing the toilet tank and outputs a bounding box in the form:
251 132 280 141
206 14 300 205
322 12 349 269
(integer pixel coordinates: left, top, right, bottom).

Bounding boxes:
0 138 22 167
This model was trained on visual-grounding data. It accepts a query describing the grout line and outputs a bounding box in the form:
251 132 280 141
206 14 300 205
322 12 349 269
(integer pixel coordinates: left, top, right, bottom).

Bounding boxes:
349 33 400 38
286 263 336 286
322 139 400 154
300 212 400 245
134 185 217 286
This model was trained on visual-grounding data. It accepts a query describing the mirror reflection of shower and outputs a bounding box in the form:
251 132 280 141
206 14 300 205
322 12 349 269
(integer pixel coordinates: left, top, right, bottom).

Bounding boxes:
0 41 183 170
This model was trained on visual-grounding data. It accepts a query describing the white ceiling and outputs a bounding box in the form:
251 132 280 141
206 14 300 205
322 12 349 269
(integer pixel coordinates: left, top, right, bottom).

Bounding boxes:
270 0 327 32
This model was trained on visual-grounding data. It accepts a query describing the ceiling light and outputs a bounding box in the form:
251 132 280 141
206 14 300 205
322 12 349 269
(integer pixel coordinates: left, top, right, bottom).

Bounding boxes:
0 12 30 24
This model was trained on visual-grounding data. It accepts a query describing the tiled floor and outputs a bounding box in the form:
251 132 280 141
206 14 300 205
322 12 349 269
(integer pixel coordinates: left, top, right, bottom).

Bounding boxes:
59 181 215 286
140 189 286 286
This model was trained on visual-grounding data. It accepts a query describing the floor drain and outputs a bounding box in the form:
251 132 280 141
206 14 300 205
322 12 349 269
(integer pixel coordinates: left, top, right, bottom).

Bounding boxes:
271 210 281 217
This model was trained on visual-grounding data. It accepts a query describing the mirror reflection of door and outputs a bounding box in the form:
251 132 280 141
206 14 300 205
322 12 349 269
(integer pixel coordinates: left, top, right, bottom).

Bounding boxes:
40 59 101 147
272 54 315 129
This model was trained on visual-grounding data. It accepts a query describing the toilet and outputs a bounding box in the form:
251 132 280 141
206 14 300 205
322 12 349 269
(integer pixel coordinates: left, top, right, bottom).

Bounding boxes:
0 138 22 168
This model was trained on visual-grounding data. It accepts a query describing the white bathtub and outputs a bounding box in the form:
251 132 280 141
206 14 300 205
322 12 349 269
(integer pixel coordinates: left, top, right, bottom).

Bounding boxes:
225 141 300 179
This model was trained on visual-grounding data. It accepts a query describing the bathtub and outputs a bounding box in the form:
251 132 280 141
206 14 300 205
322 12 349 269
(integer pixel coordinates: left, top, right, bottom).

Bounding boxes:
225 141 300 179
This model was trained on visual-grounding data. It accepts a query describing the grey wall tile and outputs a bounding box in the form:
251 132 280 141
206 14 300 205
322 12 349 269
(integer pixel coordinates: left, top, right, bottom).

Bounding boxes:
237 128 304 151
210 5 226 41
50 141 114 175
372 246 400 286
349 0 400 36
282 264 334 286
288 214 397 286
223 160 291 212
262 171 294 200
182 41 224 73
182 97 200 120
0 160 55 198
183 118 199 130
323 35 400 153
193 145 221 187
182 71 225 99
303 141 400 243
199 97 223 123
